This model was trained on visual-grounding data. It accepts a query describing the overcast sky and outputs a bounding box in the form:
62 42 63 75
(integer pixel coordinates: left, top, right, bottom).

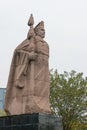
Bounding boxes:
0 0 87 87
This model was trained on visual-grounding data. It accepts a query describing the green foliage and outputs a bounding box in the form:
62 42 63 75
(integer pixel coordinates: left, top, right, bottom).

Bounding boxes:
50 70 87 130
0 110 7 117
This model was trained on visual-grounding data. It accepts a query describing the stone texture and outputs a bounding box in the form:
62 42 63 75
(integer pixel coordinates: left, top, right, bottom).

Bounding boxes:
4 14 51 115
0 113 63 130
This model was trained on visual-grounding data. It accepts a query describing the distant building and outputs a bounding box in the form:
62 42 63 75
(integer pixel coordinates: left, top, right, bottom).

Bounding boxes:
0 88 6 110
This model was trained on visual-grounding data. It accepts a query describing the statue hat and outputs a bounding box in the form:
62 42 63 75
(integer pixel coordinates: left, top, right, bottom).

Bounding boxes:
34 21 44 31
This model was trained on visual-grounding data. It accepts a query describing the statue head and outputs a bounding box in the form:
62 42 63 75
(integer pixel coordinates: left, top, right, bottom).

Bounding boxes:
34 21 45 38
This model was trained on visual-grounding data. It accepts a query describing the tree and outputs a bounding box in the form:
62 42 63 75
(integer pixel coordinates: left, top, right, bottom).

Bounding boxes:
50 70 87 130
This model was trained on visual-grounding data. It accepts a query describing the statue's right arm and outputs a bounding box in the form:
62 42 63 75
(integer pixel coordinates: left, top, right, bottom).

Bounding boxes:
16 49 37 62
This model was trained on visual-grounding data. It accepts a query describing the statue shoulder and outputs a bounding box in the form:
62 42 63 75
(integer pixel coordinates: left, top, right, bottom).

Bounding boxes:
15 39 30 50
44 40 49 48
35 36 49 47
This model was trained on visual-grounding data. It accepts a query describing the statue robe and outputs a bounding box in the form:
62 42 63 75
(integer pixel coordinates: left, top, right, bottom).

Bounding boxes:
4 36 51 115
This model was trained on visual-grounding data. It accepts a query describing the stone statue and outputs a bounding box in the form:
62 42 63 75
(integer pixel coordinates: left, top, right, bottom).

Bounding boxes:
4 14 51 115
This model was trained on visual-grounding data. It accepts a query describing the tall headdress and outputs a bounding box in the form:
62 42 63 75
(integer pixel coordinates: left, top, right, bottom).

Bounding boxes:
34 21 44 33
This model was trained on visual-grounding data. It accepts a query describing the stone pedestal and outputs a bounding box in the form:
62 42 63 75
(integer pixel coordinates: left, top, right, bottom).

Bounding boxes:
0 113 63 130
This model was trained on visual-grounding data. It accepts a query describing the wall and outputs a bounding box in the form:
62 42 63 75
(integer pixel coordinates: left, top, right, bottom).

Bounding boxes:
0 88 6 110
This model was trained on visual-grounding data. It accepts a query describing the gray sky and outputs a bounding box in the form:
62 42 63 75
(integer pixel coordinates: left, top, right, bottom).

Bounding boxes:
0 0 87 87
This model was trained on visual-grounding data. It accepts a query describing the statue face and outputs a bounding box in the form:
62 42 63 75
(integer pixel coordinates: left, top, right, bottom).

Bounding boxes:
36 28 45 38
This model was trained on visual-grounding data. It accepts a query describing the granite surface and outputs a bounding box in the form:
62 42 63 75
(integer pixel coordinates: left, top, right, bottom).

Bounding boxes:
0 113 63 130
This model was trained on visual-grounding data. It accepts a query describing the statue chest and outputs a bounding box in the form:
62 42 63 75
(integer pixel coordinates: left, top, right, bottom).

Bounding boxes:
36 41 49 56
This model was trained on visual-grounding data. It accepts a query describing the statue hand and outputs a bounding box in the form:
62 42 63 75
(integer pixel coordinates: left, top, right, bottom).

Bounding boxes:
29 51 37 60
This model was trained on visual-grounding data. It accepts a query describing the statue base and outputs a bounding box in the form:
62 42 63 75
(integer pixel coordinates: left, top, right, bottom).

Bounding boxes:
0 113 63 130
